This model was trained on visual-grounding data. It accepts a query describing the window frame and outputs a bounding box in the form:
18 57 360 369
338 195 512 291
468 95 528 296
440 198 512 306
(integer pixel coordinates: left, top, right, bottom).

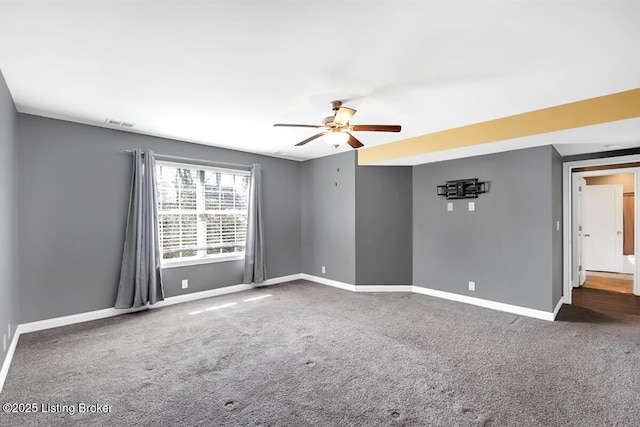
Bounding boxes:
155 160 250 269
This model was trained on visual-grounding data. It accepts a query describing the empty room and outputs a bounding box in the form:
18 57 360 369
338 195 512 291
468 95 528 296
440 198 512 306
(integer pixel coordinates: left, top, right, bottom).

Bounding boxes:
1 1 640 426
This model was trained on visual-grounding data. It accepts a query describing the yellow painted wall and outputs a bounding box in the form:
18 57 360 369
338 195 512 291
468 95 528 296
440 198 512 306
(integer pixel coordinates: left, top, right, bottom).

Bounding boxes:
358 88 640 165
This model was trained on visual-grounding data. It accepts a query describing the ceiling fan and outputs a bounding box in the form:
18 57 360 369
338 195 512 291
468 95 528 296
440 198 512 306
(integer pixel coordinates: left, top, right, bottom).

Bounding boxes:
274 100 401 149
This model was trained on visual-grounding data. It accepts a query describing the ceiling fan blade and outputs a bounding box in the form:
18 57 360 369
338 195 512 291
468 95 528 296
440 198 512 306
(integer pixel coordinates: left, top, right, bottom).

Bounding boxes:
346 133 364 149
274 123 322 128
333 107 357 125
295 132 326 146
351 124 401 132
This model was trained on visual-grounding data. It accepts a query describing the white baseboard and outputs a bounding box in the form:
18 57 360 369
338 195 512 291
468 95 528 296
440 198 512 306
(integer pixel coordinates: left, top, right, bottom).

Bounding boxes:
553 298 564 319
152 275 302 308
0 328 20 395
300 274 356 291
16 306 148 335
0 274 301 396
298 276 413 293
18 276 299 335
1 273 560 396
153 284 255 309
293 275 557 320
14 274 556 338
412 285 557 321
262 274 303 286
355 285 413 293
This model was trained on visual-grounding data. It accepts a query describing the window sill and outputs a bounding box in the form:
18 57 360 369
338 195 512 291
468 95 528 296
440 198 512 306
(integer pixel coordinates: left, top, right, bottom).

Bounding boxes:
161 253 245 269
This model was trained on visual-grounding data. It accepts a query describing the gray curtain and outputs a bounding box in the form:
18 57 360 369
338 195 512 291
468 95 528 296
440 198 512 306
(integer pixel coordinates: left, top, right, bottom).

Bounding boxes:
244 163 266 284
115 149 165 308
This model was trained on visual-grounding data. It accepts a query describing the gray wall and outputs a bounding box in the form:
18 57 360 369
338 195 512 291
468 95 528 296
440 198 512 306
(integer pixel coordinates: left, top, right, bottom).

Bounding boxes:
0 68 18 362
301 152 356 284
17 114 301 323
413 146 559 312
355 166 412 285
551 147 563 308
12 106 571 325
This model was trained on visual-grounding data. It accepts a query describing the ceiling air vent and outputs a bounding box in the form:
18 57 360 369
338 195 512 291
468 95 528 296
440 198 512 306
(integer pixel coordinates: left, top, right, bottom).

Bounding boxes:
105 118 134 128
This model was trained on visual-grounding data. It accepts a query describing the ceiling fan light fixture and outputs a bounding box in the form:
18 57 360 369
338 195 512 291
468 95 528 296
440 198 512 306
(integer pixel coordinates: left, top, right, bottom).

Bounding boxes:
323 131 349 147
273 100 400 149
333 106 356 126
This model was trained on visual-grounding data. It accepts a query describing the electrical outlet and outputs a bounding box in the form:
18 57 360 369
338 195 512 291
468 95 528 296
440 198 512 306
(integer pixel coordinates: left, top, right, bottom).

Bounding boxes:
447 202 453 212
321 266 326 274
556 221 560 231
469 281 476 291
468 202 475 211
181 279 188 289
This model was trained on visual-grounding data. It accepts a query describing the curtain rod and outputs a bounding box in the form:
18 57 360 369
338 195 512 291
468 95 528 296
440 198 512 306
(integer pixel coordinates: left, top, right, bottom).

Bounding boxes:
120 149 251 171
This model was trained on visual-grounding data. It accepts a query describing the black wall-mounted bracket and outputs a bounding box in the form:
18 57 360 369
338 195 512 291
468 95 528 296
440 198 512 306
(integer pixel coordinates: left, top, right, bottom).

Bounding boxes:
437 178 488 200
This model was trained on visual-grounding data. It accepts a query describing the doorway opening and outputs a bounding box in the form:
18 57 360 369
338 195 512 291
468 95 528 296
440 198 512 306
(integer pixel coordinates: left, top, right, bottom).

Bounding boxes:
563 155 640 311
579 171 635 294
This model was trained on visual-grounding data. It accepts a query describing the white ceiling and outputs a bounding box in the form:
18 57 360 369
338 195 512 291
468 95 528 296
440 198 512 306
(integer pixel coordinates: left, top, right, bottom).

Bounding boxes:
0 0 639 164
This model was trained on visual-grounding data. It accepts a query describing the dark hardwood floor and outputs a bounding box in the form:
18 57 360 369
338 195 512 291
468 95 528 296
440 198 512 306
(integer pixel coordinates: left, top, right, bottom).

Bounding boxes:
572 286 640 316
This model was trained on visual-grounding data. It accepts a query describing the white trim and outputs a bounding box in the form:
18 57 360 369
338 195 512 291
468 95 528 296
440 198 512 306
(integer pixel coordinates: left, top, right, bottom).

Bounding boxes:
161 253 244 269
8 273 559 338
153 284 255 309
262 273 303 286
0 329 20 395
553 298 564 319
299 274 356 291
412 285 557 321
156 159 249 269
17 278 297 335
563 154 640 304
1 273 562 394
16 306 148 335
299 276 556 320
0 274 302 395
636 172 640 296
156 159 250 176
563 160 572 303
355 285 413 293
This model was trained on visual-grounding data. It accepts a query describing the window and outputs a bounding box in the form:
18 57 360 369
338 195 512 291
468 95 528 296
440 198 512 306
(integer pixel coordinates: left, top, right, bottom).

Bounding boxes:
155 161 250 266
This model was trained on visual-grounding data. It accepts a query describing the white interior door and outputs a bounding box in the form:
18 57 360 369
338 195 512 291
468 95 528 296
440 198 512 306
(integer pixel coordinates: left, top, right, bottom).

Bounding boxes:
584 184 624 273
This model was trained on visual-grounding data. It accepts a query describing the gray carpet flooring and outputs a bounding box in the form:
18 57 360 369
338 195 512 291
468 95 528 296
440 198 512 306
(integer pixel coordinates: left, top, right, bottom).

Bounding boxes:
1 280 639 426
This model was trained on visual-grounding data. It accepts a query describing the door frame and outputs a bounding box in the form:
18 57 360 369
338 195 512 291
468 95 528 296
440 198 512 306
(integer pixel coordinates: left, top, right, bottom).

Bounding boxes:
576 176 587 287
563 154 640 304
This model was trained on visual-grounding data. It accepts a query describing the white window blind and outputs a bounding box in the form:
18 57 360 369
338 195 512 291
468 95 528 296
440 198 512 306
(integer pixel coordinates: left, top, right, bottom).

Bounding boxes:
155 161 250 264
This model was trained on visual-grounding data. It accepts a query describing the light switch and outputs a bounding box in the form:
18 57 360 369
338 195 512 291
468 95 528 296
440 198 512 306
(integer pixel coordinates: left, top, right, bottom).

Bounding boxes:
468 202 475 211
447 202 453 212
